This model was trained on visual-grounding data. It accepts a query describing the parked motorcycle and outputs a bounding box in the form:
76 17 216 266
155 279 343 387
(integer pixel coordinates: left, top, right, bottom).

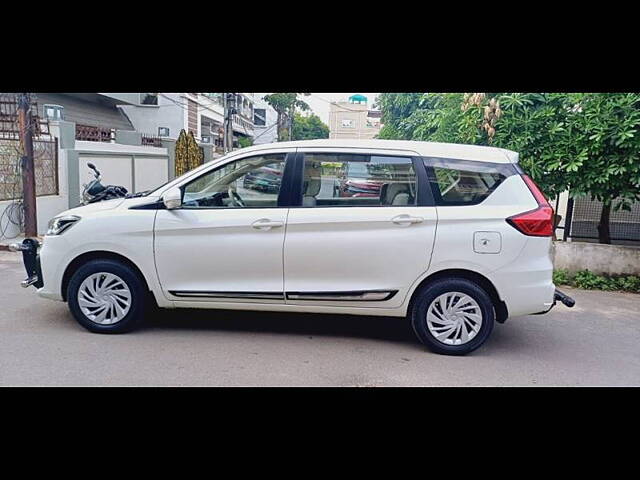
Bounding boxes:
81 163 128 205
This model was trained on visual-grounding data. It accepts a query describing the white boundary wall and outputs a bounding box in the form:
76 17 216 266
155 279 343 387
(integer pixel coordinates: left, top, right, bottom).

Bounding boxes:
75 141 168 196
1 139 168 238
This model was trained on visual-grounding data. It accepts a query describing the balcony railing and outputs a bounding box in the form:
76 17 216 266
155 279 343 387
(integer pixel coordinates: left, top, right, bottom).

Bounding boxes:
75 124 114 142
141 133 163 147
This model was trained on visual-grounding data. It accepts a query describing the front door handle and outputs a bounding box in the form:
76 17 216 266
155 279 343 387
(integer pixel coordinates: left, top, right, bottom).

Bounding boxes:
391 214 424 225
252 218 284 230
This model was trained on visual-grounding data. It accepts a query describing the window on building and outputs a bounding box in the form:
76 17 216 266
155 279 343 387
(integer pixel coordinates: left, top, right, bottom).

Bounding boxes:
341 119 354 128
158 127 170 137
301 153 417 207
141 93 158 105
201 135 212 144
43 104 64 121
254 109 266 126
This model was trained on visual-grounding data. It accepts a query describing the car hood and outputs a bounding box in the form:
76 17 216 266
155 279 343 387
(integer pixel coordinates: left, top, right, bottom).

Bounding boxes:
56 195 160 218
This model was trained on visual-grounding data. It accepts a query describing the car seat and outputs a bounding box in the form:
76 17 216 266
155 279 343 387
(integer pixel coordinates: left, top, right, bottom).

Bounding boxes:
380 183 414 205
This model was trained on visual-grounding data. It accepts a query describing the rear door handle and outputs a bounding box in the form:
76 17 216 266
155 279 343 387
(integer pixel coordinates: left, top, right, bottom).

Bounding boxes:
252 218 284 230
391 214 424 225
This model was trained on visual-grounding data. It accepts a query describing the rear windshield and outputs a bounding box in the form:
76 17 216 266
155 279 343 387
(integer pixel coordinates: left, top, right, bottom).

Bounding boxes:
423 157 517 206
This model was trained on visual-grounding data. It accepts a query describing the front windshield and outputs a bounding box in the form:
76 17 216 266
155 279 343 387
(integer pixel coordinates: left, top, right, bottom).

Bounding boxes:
144 152 237 197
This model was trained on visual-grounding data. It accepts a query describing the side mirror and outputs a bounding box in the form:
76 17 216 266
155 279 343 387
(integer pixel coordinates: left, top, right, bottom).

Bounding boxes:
163 187 182 210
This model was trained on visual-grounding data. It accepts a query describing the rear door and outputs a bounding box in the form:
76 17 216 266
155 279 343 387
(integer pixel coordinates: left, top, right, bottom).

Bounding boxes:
282 148 437 309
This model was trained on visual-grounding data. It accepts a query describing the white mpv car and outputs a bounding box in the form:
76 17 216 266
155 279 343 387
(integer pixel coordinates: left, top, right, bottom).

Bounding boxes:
13 139 574 355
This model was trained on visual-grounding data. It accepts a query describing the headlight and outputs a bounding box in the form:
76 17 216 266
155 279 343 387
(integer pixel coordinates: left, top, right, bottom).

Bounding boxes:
46 215 81 236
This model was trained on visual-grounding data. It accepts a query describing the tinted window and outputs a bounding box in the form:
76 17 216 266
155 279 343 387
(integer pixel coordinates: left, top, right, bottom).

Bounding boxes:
424 157 514 206
182 154 286 208
302 153 417 207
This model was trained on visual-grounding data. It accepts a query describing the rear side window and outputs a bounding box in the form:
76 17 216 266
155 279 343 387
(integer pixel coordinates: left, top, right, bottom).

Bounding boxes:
302 153 417 207
423 157 515 206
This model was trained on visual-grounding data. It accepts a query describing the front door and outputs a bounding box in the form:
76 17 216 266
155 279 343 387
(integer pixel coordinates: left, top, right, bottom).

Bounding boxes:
154 151 292 302
283 151 437 309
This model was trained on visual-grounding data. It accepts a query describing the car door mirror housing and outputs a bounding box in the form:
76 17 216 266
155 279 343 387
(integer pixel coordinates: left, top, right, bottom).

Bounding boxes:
163 187 183 210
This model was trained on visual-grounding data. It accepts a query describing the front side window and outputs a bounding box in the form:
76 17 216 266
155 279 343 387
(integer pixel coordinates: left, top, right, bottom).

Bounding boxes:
182 153 286 208
301 153 417 207
425 157 513 206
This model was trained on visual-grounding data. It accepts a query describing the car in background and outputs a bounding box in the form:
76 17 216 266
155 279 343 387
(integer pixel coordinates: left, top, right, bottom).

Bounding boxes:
243 164 282 193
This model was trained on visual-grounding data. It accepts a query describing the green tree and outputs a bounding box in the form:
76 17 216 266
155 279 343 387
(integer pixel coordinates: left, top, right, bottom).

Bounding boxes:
376 93 423 139
377 92 640 243
237 136 253 148
291 113 329 140
561 93 640 243
263 93 310 141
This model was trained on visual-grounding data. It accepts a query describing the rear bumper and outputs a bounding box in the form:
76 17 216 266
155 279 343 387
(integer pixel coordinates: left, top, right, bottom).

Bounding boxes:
531 289 576 315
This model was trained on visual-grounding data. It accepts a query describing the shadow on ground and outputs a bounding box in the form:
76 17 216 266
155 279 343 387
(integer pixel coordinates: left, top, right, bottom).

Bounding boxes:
147 307 420 344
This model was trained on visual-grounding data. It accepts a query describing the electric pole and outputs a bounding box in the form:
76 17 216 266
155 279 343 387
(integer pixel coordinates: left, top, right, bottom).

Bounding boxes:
223 93 229 153
223 93 236 154
17 93 37 238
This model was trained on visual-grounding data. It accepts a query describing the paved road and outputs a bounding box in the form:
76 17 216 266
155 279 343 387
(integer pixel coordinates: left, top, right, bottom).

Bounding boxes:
1 251 639 386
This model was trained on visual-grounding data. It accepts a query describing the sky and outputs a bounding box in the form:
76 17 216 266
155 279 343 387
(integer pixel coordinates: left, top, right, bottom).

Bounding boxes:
253 93 380 126
302 93 381 125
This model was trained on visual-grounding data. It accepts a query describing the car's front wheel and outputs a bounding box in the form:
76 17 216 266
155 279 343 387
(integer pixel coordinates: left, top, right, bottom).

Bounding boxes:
410 278 495 355
67 259 147 334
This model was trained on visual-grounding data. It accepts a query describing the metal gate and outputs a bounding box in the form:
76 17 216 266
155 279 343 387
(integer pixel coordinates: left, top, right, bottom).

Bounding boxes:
566 196 640 243
0 138 58 201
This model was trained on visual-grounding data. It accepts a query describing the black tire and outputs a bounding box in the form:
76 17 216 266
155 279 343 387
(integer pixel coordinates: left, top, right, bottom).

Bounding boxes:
410 278 495 356
67 259 147 334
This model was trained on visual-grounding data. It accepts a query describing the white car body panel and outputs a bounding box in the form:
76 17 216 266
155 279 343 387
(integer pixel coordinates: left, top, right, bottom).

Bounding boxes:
34 139 555 323
283 205 437 309
154 207 288 302
37 196 170 307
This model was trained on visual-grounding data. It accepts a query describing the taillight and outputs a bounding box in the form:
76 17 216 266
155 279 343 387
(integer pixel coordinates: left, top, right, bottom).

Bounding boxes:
506 175 554 237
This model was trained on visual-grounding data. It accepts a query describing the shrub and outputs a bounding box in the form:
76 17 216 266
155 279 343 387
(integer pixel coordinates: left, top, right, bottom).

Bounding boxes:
557 269 640 293
614 276 640 293
553 269 570 285
574 270 611 290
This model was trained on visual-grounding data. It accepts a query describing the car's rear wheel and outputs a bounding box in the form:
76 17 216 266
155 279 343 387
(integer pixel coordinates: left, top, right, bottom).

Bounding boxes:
410 278 495 355
67 259 147 334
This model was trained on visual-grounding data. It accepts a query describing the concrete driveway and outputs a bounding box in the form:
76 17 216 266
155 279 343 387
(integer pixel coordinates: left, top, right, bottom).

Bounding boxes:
1 251 639 386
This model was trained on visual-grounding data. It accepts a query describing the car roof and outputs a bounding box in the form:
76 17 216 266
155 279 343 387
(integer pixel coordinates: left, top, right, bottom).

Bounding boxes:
233 139 518 164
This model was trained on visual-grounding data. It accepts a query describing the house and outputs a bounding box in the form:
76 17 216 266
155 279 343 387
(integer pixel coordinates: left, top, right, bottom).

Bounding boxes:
0 93 172 239
252 94 279 145
328 94 383 140
119 93 256 151
36 93 140 142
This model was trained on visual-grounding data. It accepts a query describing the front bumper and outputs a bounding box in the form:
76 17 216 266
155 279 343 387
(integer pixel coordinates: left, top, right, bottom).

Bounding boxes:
9 238 43 289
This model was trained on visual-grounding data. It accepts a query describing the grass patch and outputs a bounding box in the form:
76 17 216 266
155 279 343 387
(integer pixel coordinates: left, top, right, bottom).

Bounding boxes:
554 269 640 293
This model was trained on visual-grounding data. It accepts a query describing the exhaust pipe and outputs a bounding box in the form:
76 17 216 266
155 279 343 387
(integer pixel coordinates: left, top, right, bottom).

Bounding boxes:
554 289 575 308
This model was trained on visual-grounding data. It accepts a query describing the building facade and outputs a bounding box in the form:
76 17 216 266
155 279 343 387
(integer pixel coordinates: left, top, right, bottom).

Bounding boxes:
328 94 382 140
252 94 279 145
120 93 256 151
34 93 140 141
